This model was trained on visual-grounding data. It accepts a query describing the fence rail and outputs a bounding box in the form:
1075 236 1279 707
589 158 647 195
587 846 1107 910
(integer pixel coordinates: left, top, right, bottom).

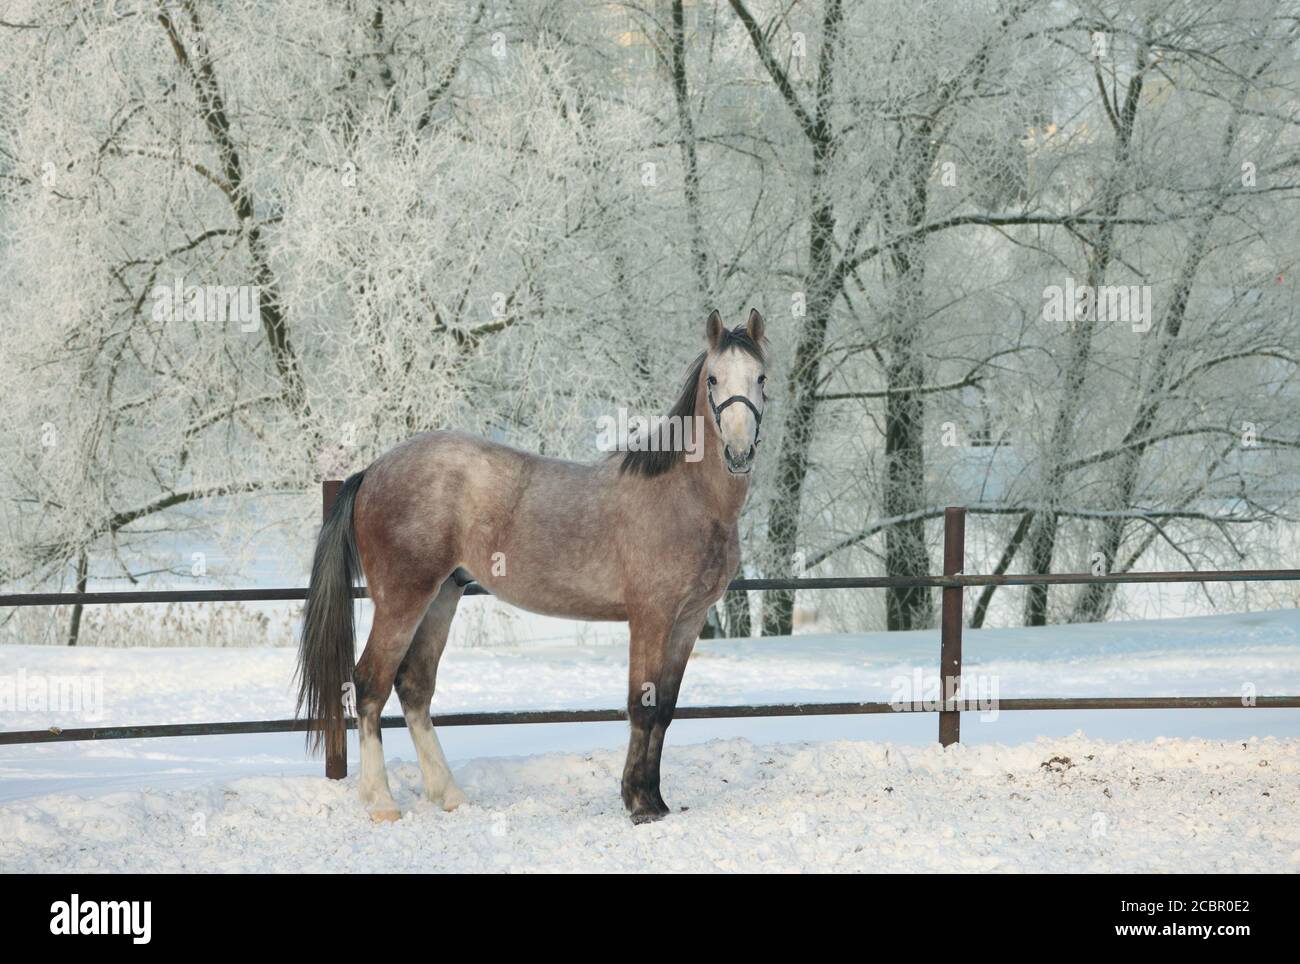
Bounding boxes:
4 697 1299 748
5 569 1300 608
2 487 1298 780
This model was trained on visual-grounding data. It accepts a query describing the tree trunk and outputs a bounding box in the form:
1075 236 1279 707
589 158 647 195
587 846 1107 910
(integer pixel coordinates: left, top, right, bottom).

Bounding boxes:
1067 62 1265 622
969 511 1033 628
762 163 837 636
1021 35 1149 625
882 127 935 630
670 0 709 304
1071 97 1242 621
725 0 845 636
159 2 310 421
66 550 88 646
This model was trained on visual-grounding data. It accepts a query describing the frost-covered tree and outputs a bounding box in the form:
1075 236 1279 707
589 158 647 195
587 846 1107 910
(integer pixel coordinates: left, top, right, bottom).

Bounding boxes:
2 0 1299 646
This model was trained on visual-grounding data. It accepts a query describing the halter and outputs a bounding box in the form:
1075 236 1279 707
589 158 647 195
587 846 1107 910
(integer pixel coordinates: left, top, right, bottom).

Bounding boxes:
707 381 763 446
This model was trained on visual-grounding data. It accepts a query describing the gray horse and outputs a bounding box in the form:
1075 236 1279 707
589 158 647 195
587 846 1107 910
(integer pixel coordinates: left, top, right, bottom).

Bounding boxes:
296 309 767 824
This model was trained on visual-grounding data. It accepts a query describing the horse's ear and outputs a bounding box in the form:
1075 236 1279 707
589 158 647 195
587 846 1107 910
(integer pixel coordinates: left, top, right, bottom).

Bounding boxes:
706 309 724 349
746 307 766 344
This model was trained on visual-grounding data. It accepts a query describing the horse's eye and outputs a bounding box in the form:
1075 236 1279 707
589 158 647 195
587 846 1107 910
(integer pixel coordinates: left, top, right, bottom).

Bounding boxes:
757 374 767 385
706 375 717 386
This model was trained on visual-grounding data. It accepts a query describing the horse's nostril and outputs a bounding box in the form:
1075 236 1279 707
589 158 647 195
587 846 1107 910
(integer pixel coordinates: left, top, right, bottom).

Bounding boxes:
724 444 754 468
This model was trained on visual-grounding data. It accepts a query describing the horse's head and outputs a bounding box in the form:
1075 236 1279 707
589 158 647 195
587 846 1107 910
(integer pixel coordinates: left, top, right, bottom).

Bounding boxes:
703 308 767 476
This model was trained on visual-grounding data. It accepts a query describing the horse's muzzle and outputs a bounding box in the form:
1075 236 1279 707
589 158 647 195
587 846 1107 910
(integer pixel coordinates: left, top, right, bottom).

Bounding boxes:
724 443 755 474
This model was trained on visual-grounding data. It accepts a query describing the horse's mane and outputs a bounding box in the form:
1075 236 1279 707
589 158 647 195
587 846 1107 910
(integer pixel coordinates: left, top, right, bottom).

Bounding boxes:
619 326 766 478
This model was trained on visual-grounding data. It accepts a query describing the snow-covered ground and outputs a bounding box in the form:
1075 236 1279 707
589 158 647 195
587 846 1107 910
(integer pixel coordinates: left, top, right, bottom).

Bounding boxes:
2 736 1296 872
2 609 1298 871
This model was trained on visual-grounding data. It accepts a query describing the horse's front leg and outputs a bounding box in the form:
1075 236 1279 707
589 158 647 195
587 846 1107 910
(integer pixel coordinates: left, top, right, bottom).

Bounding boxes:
642 609 708 817
622 612 673 824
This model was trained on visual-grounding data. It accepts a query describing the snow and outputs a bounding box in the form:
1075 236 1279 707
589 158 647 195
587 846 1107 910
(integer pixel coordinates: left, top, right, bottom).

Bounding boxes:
2 608 1299 871
2 736 1296 873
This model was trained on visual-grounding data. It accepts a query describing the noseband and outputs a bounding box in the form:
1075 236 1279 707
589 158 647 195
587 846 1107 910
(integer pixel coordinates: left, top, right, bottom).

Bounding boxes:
707 382 763 446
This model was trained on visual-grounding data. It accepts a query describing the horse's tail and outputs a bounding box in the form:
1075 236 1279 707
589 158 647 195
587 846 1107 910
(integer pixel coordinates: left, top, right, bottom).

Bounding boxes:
295 471 365 758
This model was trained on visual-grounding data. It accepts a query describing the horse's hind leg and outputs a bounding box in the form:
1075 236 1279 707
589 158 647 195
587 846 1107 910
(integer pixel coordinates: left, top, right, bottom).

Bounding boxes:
353 587 436 822
395 575 467 811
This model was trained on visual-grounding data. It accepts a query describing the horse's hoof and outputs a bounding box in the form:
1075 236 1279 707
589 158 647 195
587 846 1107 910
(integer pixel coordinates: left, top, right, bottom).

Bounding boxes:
369 807 401 823
441 786 468 812
630 807 667 825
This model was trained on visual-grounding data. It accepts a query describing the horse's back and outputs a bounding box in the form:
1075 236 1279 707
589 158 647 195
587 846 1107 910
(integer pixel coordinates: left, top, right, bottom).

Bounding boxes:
370 429 610 515
355 431 627 616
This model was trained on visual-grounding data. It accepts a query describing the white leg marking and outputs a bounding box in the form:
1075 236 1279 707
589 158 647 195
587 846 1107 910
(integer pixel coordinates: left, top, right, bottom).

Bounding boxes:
358 720 400 821
405 707 467 811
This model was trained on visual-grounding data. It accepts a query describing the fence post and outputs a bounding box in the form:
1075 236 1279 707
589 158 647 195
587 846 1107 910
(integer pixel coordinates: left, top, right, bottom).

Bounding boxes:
322 479 347 780
939 506 965 746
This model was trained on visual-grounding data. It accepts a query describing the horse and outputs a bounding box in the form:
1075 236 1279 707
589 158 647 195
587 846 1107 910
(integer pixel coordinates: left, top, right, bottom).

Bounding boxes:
296 308 768 824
